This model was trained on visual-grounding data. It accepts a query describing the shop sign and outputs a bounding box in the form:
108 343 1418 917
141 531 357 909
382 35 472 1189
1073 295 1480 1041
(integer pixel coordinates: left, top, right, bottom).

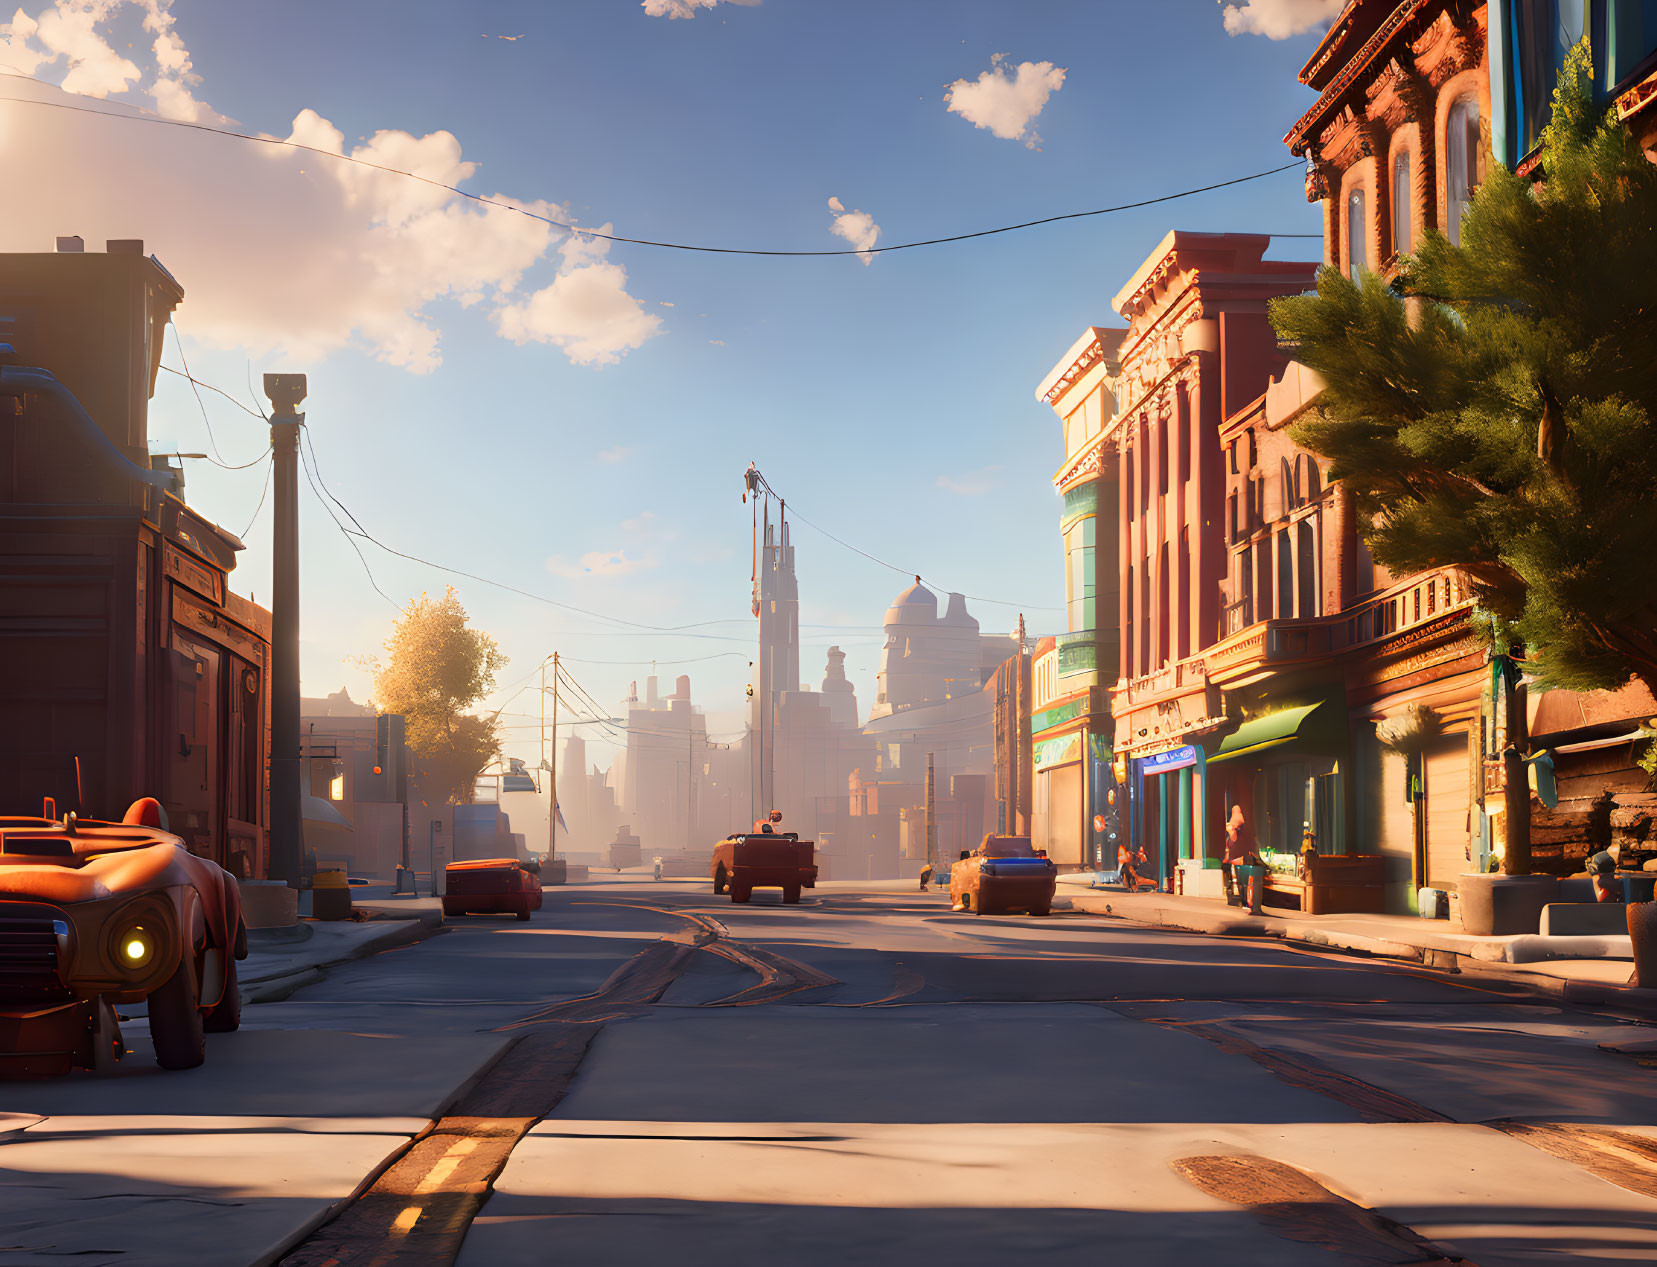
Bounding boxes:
1032 696 1085 734
1140 744 1198 773
1033 732 1082 771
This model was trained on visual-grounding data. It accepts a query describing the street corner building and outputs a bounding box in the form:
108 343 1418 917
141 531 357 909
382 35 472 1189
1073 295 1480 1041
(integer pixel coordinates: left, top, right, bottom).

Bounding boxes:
0 239 273 880
1021 0 1657 917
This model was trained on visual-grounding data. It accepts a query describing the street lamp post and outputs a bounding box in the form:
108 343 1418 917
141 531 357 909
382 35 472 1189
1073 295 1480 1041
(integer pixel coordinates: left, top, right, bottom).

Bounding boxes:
265 374 306 888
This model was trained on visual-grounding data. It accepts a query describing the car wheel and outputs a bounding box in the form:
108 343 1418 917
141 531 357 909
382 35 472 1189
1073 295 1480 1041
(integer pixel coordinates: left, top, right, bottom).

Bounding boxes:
149 954 205 1070
959 892 972 913
1028 903 1051 917
714 865 728 895
783 885 801 905
730 885 751 904
516 909 532 922
203 949 241 1033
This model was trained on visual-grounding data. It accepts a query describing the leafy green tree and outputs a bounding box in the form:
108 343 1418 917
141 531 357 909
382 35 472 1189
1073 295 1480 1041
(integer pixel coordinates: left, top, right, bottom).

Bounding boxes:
1271 43 1657 699
369 587 506 806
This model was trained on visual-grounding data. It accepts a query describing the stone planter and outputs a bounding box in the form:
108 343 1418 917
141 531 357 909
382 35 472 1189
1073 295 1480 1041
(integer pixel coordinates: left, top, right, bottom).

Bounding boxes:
1630 902 1657 989
1458 873 1559 936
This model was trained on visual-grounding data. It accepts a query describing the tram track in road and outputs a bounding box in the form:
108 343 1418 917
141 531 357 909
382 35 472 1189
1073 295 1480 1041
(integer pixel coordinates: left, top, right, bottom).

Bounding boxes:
276 890 842 1266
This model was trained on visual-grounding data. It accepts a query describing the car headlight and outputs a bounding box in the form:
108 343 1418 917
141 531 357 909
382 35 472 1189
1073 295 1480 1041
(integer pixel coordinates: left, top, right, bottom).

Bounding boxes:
115 924 157 970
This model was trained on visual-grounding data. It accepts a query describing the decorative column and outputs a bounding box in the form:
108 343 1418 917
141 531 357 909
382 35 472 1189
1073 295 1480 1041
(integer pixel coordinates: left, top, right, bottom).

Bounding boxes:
1169 383 1187 660
1118 431 1133 682
1149 407 1165 668
1187 363 1209 653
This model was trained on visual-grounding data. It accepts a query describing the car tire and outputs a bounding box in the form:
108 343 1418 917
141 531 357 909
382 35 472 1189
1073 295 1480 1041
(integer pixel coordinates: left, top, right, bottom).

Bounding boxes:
1028 903 1051 917
730 885 751 904
203 949 241 1033
149 954 205 1070
959 892 972 913
516 909 532 922
783 884 801 905
714 865 728 895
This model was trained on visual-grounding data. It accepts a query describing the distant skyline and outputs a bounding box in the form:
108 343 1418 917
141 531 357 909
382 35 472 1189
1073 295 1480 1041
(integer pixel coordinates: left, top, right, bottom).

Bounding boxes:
0 0 1340 770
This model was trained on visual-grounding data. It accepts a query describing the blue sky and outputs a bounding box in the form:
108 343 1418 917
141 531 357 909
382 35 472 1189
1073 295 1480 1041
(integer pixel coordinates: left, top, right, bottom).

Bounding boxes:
1 0 1338 768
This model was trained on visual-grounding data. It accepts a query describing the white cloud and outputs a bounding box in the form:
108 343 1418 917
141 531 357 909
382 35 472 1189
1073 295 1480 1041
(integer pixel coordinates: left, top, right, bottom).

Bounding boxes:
944 53 1065 149
826 195 880 265
641 0 759 17
547 511 665 578
0 2 662 372
937 466 1003 496
546 549 652 579
596 444 638 464
1219 0 1342 39
494 229 663 367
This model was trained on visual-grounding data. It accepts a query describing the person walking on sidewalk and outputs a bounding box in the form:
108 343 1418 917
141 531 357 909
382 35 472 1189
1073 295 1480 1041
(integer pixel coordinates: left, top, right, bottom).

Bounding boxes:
919 861 935 892
1222 805 1258 907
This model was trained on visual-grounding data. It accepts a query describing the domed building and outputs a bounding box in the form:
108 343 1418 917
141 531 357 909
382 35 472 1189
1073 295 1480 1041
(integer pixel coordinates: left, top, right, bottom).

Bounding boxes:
868 578 1005 721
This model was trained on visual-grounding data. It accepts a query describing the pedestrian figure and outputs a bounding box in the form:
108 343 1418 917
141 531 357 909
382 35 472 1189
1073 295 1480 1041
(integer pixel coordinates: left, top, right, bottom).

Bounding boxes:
1587 847 1621 902
652 857 663 882
919 861 934 891
1222 805 1258 907
1118 842 1148 892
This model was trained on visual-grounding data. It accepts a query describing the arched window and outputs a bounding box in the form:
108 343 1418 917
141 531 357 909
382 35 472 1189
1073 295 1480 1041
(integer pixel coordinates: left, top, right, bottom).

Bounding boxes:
1305 459 1322 501
1277 528 1295 619
1347 188 1366 281
1446 96 1482 246
1392 151 1411 256
1297 519 1318 619
1281 457 1296 514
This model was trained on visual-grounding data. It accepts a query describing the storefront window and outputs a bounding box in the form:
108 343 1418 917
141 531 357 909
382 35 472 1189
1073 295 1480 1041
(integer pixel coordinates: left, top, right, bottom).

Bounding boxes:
1599 0 1657 94
1510 1 1586 158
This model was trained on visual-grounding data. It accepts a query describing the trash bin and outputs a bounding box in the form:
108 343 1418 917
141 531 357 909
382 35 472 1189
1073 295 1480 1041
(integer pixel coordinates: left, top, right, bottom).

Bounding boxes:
311 869 353 921
1236 865 1267 915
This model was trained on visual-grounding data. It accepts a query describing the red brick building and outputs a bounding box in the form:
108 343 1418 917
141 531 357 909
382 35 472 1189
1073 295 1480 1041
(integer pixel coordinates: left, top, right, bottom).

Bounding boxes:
0 241 272 877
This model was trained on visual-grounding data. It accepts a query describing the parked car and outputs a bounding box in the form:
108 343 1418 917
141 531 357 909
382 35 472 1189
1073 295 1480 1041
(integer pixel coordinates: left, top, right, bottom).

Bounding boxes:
711 833 814 904
0 796 246 1075
442 857 543 921
950 835 1057 916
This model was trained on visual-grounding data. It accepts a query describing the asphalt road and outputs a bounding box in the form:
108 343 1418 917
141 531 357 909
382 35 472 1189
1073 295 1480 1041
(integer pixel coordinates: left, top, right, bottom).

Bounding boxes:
5 876 1657 1266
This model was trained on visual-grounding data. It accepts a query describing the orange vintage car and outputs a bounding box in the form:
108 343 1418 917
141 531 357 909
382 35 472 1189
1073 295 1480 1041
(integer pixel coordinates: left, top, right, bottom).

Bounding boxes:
442 857 543 921
0 797 247 1075
950 834 1058 916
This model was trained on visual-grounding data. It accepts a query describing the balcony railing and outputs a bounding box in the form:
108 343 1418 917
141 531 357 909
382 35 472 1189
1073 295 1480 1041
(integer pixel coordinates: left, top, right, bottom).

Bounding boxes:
1209 568 1475 678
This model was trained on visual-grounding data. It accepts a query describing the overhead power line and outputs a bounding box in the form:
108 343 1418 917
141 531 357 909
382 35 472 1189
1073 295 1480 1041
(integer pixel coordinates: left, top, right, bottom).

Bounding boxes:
0 75 1310 258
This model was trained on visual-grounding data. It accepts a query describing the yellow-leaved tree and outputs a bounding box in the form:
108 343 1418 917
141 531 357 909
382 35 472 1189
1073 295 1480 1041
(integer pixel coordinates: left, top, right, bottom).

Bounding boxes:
369 587 506 807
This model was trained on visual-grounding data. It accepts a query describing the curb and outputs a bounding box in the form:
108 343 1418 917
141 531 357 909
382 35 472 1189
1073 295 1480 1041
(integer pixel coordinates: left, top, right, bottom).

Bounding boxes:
1069 890 1657 1021
240 910 445 1004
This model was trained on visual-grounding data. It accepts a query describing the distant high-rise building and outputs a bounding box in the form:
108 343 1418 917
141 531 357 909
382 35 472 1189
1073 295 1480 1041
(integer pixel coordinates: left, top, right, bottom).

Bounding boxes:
751 513 798 815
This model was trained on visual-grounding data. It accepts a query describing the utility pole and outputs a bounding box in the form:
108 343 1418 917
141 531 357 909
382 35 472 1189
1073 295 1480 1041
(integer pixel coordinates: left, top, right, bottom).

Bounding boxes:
925 752 937 877
265 374 306 888
687 721 695 849
547 651 560 861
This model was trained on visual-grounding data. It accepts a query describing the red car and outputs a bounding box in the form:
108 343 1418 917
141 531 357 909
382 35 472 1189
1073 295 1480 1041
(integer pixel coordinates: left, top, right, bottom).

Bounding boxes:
442 857 544 921
0 797 246 1075
711 834 813 904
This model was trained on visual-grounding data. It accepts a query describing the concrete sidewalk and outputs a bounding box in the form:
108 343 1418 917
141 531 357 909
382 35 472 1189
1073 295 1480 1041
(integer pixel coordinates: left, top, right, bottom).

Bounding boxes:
241 898 444 1003
1056 875 1656 1016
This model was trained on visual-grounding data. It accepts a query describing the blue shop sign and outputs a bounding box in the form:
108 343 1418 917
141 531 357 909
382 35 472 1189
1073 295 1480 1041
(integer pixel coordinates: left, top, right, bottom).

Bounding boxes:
1141 744 1198 773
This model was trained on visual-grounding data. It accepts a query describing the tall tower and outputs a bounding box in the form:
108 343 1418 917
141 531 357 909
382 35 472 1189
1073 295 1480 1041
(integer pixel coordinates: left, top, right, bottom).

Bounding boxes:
751 513 799 815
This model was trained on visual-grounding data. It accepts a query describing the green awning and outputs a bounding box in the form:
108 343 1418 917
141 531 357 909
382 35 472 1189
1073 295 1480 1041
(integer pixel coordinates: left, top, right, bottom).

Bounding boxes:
1208 702 1324 765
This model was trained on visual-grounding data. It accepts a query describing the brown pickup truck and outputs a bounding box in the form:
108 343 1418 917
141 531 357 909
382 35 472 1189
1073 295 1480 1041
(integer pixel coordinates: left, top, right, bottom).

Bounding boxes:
711 833 814 904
